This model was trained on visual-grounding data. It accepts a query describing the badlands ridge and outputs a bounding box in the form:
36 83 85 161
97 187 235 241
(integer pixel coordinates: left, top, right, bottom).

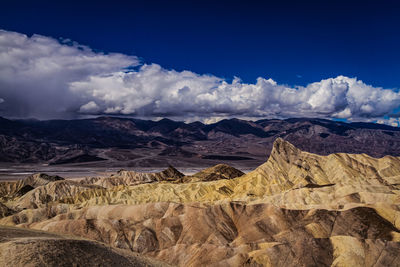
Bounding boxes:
0 138 400 266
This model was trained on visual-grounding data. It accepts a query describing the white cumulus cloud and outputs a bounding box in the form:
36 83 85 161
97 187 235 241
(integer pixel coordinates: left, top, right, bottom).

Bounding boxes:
0 29 399 123
79 101 101 113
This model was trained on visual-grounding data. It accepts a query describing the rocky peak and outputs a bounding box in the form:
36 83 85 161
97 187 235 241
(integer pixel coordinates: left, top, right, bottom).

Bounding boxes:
23 173 64 188
159 166 185 180
269 138 301 164
181 164 244 182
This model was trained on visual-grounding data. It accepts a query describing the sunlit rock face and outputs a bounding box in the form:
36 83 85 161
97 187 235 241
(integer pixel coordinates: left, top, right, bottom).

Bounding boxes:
1 138 400 266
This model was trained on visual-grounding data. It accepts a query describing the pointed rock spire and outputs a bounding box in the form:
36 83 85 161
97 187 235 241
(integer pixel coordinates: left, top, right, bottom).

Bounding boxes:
269 138 301 165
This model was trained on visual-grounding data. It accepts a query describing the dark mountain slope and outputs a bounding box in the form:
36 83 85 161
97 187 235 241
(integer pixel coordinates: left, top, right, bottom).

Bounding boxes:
1 116 400 165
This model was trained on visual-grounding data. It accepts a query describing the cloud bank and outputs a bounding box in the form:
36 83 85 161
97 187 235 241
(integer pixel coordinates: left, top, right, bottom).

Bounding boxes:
0 30 138 118
0 29 399 123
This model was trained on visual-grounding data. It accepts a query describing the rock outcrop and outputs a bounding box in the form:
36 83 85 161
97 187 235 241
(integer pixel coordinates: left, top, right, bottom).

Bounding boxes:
81 166 184 188
0 173 64 201
0 225 168 267
179 164 244 182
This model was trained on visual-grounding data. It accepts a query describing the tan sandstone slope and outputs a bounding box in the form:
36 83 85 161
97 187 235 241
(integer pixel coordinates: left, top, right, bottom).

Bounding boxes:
179 164 244 183
0 138 400 266
0 173 63 201
0 225 167 267
80 166 184 188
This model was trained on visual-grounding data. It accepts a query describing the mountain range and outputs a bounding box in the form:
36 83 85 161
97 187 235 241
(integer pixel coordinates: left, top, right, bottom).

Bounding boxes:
1 116 400 167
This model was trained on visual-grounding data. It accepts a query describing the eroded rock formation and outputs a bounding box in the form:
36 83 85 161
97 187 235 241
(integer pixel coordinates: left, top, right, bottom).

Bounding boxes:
1 138 400 266
0 225 167 266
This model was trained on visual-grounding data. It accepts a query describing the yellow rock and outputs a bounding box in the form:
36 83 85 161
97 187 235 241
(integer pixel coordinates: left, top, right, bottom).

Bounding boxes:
1 138 400 266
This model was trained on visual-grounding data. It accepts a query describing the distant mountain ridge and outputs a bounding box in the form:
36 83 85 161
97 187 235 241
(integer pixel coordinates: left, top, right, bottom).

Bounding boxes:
0 116 399 165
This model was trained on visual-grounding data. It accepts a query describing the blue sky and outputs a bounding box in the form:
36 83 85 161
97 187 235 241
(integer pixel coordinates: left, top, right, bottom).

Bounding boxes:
1 0 399 87
0 0 399 125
